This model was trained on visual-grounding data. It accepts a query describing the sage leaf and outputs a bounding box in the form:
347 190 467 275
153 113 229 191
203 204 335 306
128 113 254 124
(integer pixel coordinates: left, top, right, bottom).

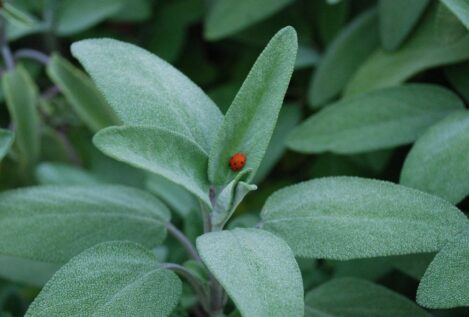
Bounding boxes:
346 3 469 95
0 130 14 161
2 65 40 168
72 38 222 152
417 228 469 308
25 241 181 316
288 84 464 154
204 0 294 40
208 27 297 186
47 54 120 132
35 162 102 185
0 256 60 287
0 185 170 266
197 228 303 317
305 278 430 317
94 126 211 205
57 0 125 35
401 111 469 204
260 177 468 260
308 9 379 107
441 0 469 30
379 0 430 50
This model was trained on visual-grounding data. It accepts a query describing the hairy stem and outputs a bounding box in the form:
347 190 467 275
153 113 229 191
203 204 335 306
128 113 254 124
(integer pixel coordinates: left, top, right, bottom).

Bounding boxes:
166 222 202 262
14 49 50 64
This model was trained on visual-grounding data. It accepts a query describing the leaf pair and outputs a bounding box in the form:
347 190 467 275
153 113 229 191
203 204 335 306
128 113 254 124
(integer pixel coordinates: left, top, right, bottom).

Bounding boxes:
72 27 298 205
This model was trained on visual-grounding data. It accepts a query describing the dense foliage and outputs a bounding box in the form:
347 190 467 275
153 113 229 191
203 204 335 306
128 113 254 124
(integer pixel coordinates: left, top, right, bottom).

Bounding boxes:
1 0 469 316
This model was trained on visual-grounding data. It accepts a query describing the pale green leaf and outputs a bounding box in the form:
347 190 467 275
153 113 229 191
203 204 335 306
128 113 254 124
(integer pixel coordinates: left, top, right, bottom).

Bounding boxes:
0 185 170 266
401 111 469 203
2 65 40 168
208 27 298 186
47 54 120 132
94 126 211 205
205 0 294 40
417 228 469 308
57 0 125 35
288 84 464 154
346 3 469 95
379 0 430 50
441 0 469 30
72 38 222 152
0 130 14 161
197 228 304 317
305 278 430 317
260 177 468 259
308 9 379 107
26 241 182 316
35 162 102 185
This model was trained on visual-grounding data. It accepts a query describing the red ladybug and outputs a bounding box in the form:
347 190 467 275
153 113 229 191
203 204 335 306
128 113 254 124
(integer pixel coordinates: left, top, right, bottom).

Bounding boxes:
229 153 247 171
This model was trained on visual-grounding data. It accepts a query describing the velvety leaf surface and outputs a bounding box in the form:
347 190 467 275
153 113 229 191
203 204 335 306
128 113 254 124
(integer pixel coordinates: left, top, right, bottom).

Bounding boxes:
0 256 60 287
260 177 468 259
379 0 430 50
47 54 120 132
2 65 40 167
35 162 102 185
208 27 297 186
441 0 469 30
0 185 169 265
417 229 469 308
204 0 294 40
305 278 430 317
57 0 125 35
25 241 181 316
401 111 469 204
72 38 222 152
308 9 379 107
197 228 303 317
94 126 211 205
0 130 13 161
346 3 469 95
288 84 463 154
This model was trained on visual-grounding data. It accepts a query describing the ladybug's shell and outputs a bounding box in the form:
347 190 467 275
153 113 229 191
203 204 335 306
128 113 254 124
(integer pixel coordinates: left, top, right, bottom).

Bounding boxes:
229 153 247 171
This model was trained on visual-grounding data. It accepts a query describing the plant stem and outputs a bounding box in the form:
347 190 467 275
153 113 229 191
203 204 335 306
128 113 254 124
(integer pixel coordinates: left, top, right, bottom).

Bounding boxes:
200 201 212 233
14 49 50 65
165 222 202 262
161 262 209 312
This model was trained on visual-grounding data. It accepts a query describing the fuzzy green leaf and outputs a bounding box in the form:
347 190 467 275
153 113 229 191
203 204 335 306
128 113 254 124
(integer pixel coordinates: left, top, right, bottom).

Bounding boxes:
35 162 102 185
260 177 468 260
94 126 211 205
401 111 469 204
2 65 40 168
71 38 222 152
197 228 303 317
379 0 430 50
47 54 120 132
288 84 464 154
308 9 379 107
0 130 14 161
305 278 430 317
26 241 181 316
441 0 469 30
346 3 469 95
205 0 294 40
208 27 297 186
57 0 125 35
0 185 169 269
417 228 469 308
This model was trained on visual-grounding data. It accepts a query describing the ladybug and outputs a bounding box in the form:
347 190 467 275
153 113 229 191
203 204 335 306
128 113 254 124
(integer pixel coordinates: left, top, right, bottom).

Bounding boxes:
229 152 247 172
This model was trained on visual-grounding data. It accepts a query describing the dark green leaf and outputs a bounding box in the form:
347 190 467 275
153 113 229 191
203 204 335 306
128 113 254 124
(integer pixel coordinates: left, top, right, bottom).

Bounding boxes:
288 84 463 154
260 177 468 259
441 0 469 30
445 62 469 103
0 130 14 161
35 162 102 185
